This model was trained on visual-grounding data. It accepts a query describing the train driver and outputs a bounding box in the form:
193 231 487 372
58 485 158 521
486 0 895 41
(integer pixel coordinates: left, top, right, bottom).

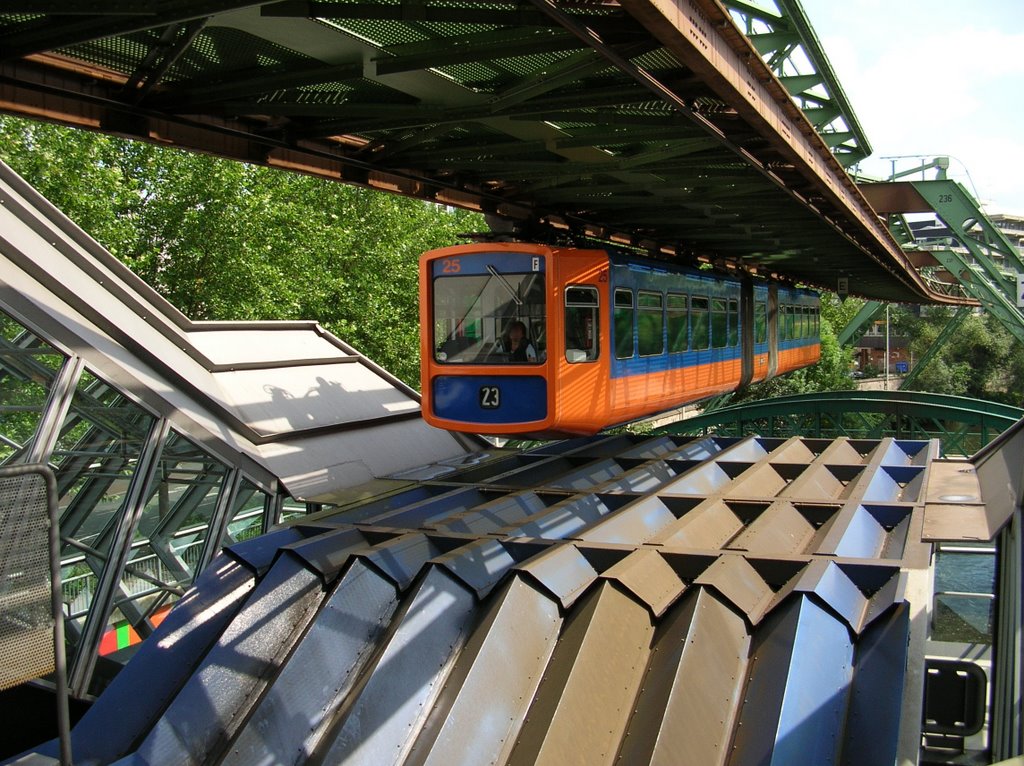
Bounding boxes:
504 320 537 362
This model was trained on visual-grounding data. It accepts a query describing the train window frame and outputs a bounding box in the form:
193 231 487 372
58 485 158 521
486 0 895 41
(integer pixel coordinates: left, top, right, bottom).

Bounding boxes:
565 285 600 364
711 297 728 349
728 298 739 347
754 301 767 344
667 293 688 353
431 268 546 365
613 288 635 360
637 290 665 357
691 296 710 351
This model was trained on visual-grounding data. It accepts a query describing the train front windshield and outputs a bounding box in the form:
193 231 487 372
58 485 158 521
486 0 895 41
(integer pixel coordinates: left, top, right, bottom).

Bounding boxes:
431 254 545 364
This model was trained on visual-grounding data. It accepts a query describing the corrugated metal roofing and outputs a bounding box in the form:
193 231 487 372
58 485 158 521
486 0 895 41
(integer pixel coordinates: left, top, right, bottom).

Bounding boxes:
33 432 939 765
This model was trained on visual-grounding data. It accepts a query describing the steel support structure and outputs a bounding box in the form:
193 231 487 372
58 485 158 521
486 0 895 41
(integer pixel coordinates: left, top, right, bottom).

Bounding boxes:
898 306 972 392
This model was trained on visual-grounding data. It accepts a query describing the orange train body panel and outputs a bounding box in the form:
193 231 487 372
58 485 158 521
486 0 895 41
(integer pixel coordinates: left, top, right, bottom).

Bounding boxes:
420 242 820 437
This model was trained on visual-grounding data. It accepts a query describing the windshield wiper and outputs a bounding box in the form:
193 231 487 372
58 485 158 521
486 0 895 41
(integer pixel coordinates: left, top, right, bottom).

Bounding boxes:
487 264 522 306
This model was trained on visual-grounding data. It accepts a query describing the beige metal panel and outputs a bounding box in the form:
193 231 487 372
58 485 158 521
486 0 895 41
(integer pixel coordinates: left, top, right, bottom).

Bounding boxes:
724 462 792 499
816 438 873 465
601 549 685 617
763 437 817 464
514 543 599 609
429 538 518 598
727 502 818 555
650 498 745 549
404 576 562 766
618 588 750 766
694 555 775 624
923 459 991 541
777 463 858 501
507 581 655 766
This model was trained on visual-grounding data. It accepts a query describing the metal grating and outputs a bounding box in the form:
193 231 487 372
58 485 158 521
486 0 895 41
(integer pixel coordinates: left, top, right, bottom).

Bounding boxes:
0 467 54 690
36 433 940 765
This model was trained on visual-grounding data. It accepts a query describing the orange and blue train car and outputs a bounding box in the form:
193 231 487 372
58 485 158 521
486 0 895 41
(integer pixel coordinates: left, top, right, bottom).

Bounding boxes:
419 241 820 437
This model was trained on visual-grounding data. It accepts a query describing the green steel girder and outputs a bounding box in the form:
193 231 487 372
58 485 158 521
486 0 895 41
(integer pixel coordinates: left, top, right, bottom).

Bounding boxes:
837 300 885 346
653 390 1023 457
898 306 971 391
724 0 872 167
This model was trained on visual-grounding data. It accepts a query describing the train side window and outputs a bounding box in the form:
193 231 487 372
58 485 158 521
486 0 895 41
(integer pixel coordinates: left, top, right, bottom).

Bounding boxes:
728 298 739 347
711 298 728 349
667 293 688 352
754 302 767 344
782 305 792 341
614 289 635 359
565 286 599 363
691 296 709 350
638 291 664 356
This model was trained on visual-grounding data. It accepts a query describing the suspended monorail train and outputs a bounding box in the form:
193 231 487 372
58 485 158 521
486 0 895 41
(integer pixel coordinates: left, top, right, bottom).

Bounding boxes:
419 242 820 437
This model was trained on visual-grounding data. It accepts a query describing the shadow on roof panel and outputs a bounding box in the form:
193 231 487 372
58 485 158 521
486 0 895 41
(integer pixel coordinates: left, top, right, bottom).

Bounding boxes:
618 588 750 766
224 559 400 766
403 576 563 766
506 580 654 765
132 555 325 765
315 566 477 763
731 595 856 766
35 554 256 765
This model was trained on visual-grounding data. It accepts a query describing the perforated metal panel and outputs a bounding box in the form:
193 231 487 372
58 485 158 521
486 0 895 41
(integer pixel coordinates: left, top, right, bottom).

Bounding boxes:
0 467 54 690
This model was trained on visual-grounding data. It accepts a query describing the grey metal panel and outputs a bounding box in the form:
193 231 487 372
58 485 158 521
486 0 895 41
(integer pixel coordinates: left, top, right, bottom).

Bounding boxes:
279 527 372 581
792 560 868 632
576 495 678 545
764 437 817 464
60 554 255 765
316 566 478 765
664 436 727 462
514 543 599 609
600 459 680 494
694 555 775 623
859 570 907 633
616 436 684 460
827 504 907 559
365 487 505 528
223 559 400 766
840 603 911 766
778 462 849 500
546 458 626 491
713 436 772 463
223 526 307 577
502 494 631 541
429 491 552 535
730 595 855 766
507 580 655 766
618 588 750 766
649 499 745 549
659 461 735 496
404 576 563 766
601 549 685 618
430 538 518 598
132 557 324 766
358 533 447 591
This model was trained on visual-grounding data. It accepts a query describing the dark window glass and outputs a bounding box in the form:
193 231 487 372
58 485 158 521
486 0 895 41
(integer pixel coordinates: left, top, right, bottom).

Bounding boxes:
754 302 767 344
667 293 688 353
711 298 728 349
614 288 634 359
728 298 739 347
691 296 709 350
638 291 664 356
566 285 599 363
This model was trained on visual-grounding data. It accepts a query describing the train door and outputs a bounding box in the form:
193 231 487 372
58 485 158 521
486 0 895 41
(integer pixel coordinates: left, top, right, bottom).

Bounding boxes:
767 283 779 378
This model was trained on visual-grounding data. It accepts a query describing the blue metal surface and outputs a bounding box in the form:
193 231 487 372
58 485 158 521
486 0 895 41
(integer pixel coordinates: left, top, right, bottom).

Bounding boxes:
732 595 856 766
430 251 545 277
432 375 547 424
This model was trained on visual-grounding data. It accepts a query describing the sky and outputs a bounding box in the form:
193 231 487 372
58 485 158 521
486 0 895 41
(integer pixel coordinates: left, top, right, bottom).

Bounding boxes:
799 0 1024 215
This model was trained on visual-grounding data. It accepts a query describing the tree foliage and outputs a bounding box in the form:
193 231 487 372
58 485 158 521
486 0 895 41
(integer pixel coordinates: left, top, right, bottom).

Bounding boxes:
0 116 483 386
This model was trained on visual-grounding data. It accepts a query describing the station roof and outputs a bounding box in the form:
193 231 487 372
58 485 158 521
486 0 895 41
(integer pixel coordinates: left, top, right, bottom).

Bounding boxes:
0 158 476 500
42 431 942 765
0 0 959 304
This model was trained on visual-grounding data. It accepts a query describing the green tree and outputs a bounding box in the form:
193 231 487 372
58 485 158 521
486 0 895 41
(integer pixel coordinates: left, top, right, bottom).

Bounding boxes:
0 116 483 386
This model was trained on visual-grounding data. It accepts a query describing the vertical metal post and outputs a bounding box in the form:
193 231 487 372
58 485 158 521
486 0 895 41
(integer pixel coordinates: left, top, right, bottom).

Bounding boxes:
41 466 73 766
